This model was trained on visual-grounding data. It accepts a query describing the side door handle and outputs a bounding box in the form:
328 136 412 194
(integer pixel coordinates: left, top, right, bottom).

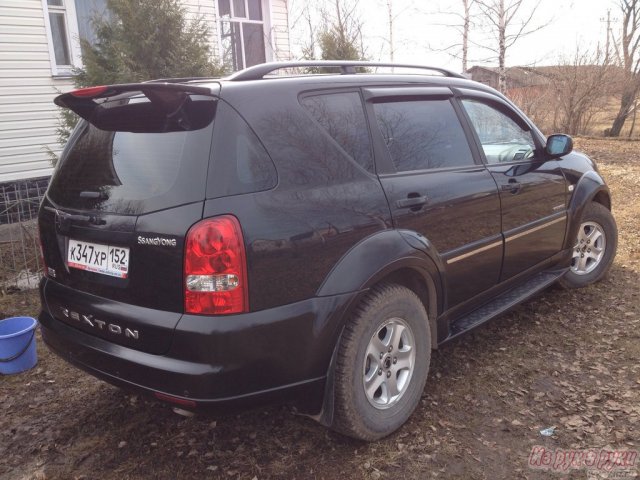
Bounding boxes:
501 179 522 194
396 194 428 209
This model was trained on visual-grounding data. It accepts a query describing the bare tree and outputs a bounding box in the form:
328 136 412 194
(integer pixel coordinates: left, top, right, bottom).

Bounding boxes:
474 0 547 92
430 0 478 73
317 0 367 61
288 0 320 60
377 0 415 67
290 0 366 63
461 0 474 73
608 0 640 136
507 72 553 128
549 48 616 136
301 4 318 60
387 0 395 64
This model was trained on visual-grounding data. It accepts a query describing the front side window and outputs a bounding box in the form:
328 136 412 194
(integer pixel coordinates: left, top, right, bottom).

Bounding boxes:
218 0 266 70
461 99 536 164
373 99 475 172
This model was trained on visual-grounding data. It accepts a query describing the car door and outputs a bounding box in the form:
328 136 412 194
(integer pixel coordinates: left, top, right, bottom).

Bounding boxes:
458 91 567 281
365 88 502 308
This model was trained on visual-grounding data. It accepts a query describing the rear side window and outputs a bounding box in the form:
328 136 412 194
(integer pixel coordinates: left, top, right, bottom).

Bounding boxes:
301 92 374 172
207 101 277 198
48 95 216 214
373 100 474 172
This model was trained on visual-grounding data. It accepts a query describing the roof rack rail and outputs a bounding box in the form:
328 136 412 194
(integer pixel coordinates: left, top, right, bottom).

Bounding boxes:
228 61 465 81
144 76 218 84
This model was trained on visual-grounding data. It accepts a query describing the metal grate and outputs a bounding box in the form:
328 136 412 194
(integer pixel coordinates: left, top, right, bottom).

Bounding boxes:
0 178 49 291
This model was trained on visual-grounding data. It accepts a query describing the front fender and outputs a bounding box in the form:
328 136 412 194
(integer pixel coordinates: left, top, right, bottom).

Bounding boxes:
565 170 611 249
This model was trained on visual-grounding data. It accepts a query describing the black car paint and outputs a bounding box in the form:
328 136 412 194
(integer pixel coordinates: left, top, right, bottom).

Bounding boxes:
39 72 612 415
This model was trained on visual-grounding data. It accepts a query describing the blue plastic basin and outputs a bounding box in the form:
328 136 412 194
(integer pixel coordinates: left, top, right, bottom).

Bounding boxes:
0 316 38 375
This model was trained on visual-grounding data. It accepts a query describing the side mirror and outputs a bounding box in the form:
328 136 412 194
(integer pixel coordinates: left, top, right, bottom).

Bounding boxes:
545 134 573 158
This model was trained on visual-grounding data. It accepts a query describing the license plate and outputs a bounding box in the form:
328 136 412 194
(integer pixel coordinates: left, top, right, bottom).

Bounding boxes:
68 239 129 278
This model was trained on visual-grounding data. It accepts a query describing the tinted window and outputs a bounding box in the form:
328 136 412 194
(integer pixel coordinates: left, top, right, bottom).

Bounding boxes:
207 101 277 198
301 92 374 172
462 99 535 163
373 100 474 172
48 98 216 215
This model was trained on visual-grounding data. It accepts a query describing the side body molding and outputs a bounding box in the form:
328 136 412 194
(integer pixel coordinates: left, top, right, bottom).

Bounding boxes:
565 170 611 249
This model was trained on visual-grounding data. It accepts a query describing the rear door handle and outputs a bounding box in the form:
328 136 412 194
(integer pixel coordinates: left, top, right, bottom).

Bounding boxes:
396 195 428 209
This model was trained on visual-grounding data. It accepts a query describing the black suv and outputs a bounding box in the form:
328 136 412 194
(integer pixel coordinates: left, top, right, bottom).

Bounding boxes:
38 61 617 440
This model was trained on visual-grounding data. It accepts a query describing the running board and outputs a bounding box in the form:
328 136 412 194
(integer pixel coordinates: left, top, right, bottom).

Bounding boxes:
446 269 567 341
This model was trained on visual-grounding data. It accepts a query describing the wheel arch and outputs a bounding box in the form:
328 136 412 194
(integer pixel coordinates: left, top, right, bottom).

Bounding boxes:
361 264 439 350
591 189 611 211
565 170 612 249
317 229 444 347
312 230 443 427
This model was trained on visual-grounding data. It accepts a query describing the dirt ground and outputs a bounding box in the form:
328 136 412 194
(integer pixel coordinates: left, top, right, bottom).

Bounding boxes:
1 137 638 480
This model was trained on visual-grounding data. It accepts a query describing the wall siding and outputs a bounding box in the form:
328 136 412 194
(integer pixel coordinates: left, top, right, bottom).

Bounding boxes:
181 0 220 62
182 0 291 66
270 0 290 61
0 0 73 182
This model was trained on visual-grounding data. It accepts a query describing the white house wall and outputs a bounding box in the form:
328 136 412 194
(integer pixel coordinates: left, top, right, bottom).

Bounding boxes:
182 0 291 65
270 0 290 61
0 0 73 182
181 0 220 61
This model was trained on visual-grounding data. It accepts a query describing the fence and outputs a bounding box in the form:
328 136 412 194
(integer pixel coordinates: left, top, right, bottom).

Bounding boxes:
0 178 49 291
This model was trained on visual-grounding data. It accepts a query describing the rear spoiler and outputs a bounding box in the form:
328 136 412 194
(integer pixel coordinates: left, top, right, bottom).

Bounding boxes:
54 82 219 132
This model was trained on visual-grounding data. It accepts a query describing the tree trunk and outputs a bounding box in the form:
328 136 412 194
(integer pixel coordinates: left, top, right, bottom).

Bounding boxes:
497 0 506 93
387 0 394 69
607 0 640 136
609 89 636 137
462 0 470 73
629 100 638 137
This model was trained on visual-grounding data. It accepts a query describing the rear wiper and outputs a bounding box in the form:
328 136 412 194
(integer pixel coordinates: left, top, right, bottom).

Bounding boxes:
44 206 106 233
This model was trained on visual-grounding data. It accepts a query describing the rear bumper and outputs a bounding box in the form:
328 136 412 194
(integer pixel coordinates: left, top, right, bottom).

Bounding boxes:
39 280 356 413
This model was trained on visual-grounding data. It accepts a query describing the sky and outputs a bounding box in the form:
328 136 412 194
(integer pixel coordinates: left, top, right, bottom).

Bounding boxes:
288 0 619 73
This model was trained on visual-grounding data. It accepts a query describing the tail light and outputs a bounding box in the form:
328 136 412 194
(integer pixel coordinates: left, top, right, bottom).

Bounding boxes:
69 85 108 98
184 215 248 315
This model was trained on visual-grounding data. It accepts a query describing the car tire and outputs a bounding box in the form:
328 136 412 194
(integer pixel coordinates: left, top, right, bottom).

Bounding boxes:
559 202 617 289
331 283 431 441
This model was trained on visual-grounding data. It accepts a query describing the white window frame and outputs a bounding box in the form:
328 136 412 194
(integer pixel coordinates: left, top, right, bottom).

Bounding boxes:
217 0 273 71
41 0 82 77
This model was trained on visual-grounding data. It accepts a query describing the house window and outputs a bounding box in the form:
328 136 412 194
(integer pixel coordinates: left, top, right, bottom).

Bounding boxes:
42 0 107 76
218 0 267 70
74 0 109 45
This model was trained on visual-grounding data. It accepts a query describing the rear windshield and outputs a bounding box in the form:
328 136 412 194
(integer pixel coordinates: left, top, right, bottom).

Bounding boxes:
48 94 216 215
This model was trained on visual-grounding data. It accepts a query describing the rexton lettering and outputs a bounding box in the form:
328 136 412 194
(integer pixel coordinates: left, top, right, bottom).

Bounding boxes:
61 307 139 340
137 235 177 247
